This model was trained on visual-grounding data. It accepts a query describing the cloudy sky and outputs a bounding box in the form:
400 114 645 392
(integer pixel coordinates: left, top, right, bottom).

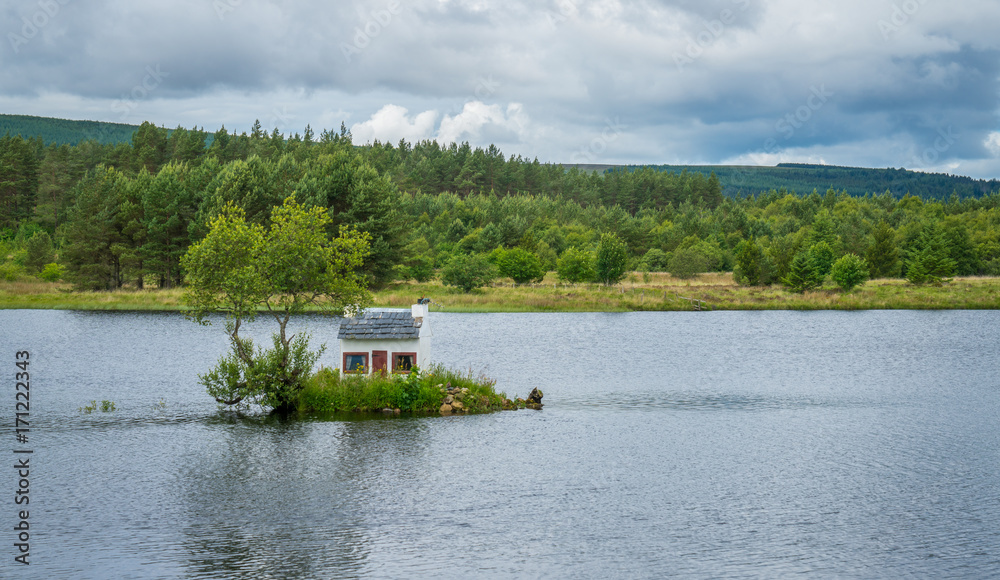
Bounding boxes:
2 0 999 178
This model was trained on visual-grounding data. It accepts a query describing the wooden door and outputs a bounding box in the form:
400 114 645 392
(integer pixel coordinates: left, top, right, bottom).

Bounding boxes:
372 350 388 374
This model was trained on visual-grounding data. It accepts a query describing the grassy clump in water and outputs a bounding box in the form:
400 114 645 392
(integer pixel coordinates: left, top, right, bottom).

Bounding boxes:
300 364 508 414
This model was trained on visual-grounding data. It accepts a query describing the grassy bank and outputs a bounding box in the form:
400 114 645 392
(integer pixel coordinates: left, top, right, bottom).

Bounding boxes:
371 272 1000 311
3 273 1000 312
299 364 528 415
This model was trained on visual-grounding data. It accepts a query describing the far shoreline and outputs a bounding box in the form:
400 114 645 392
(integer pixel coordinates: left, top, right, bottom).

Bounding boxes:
3 272 999 312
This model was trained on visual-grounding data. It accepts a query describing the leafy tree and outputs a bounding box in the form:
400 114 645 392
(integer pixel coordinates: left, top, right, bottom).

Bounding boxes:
23 230 54 273
38 262 65 282
534 240 558 271
440 253 497 292
640 248 670 272
865 220 899 278
492 246 544 284
733 237 766 286
400 255 435 282
595 233 628 285
831 253 869 291
766 233 801 282
667 246 709 279
557 246 596 283
782 251 823 292
182 197 371 413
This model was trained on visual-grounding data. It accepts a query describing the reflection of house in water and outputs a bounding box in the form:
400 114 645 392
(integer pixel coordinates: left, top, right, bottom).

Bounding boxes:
338 303 432 374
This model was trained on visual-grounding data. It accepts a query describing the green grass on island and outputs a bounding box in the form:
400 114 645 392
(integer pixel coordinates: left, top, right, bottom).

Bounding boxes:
299 364 538 415
4 272 999 312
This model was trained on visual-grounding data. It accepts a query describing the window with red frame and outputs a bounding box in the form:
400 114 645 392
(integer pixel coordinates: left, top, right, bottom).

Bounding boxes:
392 352 417 373
343 352 369 373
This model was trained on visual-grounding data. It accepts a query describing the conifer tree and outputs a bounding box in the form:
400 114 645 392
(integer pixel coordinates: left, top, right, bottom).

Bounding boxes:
782 251 823 292
865 220 899 278
808 241 835 277
906 223 956 285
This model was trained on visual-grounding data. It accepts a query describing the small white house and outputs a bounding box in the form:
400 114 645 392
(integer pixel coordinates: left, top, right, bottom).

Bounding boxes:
338 304 432 375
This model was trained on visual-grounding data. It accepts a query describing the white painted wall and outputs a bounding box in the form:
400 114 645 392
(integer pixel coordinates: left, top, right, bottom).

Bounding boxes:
339 305 433 375
339 336 431 374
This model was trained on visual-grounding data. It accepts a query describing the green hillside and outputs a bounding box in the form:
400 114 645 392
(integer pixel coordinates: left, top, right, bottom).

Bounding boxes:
0 114 140 146
627 163 1000 200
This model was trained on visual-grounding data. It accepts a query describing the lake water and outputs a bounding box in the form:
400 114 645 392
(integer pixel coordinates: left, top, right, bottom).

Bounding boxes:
1 309 999 578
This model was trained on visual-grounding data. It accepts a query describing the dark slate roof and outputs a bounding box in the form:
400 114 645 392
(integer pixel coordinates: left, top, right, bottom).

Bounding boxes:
338 311 422 340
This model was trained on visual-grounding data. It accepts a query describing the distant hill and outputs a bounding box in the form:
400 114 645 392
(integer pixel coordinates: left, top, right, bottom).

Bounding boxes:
0 114 139 146
622 163 1000 200
7 114 999 200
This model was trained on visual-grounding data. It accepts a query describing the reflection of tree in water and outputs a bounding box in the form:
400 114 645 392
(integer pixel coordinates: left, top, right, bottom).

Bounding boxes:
179 411 428 578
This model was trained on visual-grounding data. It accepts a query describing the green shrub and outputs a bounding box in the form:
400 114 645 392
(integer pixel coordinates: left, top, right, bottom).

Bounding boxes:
667 247 710 279
492 247 544 284
831 253 869 291
557 246 596 283
24 231 55 273
440 253 497 292
595 233 628 285
734 237 770 286
639 248 670 272
38 262 65 282
300 364 506 414
0 262 25 282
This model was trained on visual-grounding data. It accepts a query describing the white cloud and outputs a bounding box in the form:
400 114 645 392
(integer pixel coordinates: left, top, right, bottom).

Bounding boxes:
350 104 437 145
986 132 1000 157
436 101 530 144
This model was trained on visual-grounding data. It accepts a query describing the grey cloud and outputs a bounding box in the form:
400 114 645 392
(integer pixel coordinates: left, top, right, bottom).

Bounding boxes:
0 0 998 176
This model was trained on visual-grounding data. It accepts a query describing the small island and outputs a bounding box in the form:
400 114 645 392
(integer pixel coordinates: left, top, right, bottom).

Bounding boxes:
300 365 542 415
